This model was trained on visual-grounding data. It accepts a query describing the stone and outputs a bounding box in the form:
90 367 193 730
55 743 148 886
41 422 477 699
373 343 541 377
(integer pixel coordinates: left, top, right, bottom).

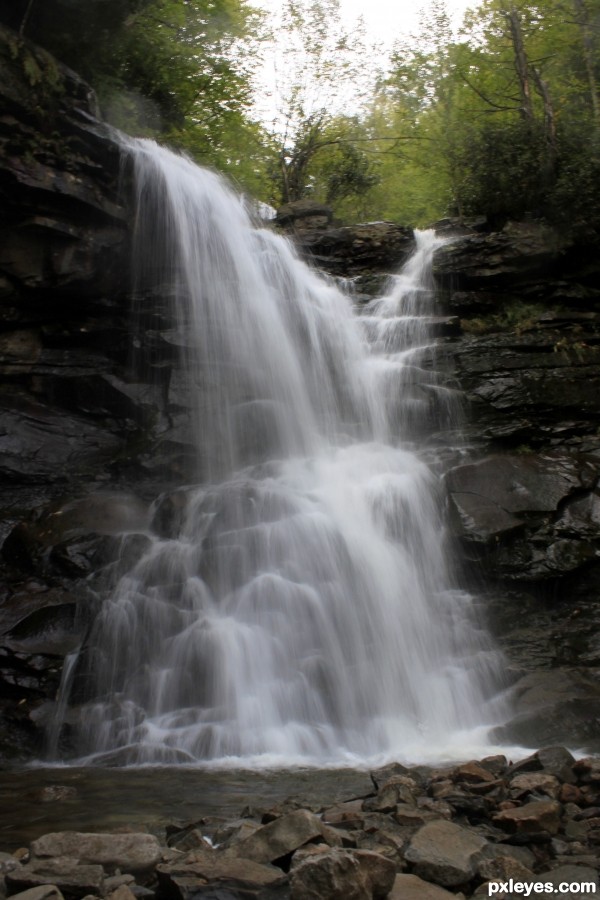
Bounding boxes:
106 888 137 900
394 806 437 827
30 833 162 876
38 786 78 803
404 819 487 886
453 762 496 784
6 861 104 898
321 800 365 829
476 855 535 883
388 874 458 899
365 776 419 813
156 851 286 897
289 848 395 900
295 221 414 276
493 800 561 835
508 773 560 799
5 888 64 900
536 865 599 899
230 809 326 863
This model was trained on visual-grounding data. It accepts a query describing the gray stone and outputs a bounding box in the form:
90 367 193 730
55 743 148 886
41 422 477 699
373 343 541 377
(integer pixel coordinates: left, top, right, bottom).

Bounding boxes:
493 800 561 835
289 848 395 900
231 809 327 863
536 865 599 899
5 888 64 900
30 833 162 876
509 773 561 799
404 819 487 886
156 851 286 897
388 874 457 900
6 861 104 898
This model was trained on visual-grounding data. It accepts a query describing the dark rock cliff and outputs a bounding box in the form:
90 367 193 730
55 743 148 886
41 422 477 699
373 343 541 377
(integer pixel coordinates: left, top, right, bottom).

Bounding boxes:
0 26 191 759
432 221 600 749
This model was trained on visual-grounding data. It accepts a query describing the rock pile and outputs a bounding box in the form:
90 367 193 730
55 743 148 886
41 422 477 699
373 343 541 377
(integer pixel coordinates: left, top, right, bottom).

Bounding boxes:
1 748 599 900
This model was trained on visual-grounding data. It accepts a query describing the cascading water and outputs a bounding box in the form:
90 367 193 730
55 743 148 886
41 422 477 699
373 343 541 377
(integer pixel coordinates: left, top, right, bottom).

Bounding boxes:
61 139 507 765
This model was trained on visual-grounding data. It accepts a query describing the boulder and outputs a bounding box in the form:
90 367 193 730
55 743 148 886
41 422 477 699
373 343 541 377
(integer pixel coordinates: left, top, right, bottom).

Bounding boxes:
5 888 64 900
30 833 162 876
493 800 561 836
230 809 328 863
295 222 414 275
404 819 487 887
289 848 395 900
388 874 458 900
156 850 286 898
6 860 104 898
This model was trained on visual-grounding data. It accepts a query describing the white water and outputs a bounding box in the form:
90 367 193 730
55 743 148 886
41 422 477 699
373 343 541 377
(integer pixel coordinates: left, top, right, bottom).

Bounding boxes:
67 140 507 765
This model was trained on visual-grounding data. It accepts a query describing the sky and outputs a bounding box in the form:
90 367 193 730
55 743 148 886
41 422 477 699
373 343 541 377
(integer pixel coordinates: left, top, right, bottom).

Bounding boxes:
256 0 479 49
251 0 481 126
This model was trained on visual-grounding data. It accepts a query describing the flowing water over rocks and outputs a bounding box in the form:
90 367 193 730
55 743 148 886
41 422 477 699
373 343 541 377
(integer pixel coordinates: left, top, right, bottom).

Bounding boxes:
48 140 507 766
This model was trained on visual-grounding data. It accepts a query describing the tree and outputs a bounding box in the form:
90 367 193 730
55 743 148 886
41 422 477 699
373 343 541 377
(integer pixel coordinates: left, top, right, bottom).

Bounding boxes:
264 0 380 207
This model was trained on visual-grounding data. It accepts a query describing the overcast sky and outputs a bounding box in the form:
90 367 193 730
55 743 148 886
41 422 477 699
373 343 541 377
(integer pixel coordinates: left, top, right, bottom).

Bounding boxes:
252 0 480 125
256 0 479 49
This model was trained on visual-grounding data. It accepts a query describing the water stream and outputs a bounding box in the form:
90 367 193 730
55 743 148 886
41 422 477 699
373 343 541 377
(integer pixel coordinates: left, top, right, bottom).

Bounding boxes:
54 140 507 766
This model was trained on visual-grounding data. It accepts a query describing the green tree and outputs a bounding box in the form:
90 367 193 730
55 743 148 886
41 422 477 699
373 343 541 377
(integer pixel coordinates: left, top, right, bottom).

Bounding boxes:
3 0 272 196
265 0 379 207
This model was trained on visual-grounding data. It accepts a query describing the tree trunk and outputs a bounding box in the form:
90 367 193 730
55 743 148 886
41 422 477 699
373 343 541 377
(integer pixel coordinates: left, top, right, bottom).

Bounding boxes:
505 6 535 124
573 0 599 125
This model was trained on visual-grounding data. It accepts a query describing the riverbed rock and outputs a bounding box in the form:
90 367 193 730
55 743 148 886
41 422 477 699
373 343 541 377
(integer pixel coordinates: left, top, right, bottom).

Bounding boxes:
229 809 328 863
404 820 487 887
156 850 287 898
5 860 105 898
388 873 457 899
6 888 65 900
30 833 162 876
493 799 561 836
289 848 395 900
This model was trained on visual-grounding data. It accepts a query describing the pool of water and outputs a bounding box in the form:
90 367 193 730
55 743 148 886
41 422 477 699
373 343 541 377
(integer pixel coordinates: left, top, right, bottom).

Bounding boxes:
0 766 375 850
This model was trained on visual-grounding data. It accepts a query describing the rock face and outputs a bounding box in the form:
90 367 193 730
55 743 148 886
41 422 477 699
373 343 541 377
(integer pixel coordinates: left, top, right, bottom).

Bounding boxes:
0 26 194 760
292 220 414 276
431 219 600 750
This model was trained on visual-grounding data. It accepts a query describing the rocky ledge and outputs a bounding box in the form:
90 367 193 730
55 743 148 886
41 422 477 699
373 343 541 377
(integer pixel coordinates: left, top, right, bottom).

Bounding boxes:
1 748 599 900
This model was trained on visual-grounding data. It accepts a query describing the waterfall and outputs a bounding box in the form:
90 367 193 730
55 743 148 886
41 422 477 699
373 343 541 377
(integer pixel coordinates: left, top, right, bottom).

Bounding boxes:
63 139 506 766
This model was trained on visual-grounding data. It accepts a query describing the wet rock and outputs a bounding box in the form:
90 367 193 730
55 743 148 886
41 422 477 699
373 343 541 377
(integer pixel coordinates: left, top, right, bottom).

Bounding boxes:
476 854 535 883
321 799 365 829
295 222 414 276
156 850 286 898
388 873 457 899
5 860 104 898
493 799 561 836
230 809 328 863
5 887 65 900
38 786 78 804
453 762 497 785
30 833 162 876
106 887 136 900
289 848 395 900
508 773 561 799
404 819 487 886
363 776 419 813
276 199 332 231
495 671 600 749
434 220 570 288
536 864 599 899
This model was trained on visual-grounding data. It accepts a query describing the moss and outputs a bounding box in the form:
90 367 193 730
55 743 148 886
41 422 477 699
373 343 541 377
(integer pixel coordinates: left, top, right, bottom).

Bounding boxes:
461 301 548 335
